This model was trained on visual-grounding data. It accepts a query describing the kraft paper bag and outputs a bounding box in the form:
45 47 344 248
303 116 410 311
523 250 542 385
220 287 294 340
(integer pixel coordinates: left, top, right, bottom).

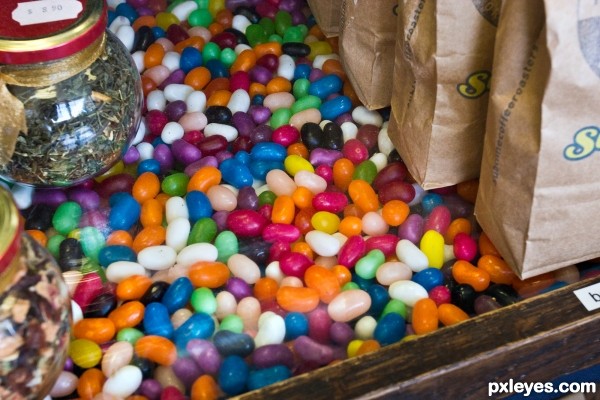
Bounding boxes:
339 0 398 110
388 0 501 189
307 0 342 37
475 0 600 279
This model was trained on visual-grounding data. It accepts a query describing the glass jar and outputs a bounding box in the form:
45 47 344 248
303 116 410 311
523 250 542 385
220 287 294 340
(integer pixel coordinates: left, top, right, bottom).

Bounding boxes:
0 0 142 187
0 186 71 398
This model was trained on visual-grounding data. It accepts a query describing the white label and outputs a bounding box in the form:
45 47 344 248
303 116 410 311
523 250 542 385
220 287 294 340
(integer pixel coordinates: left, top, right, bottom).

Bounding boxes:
12 0 82 26
573 282 600 311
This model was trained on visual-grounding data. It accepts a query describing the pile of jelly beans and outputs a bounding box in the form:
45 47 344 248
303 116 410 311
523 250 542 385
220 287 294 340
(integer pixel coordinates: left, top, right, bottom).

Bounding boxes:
8 0 599 398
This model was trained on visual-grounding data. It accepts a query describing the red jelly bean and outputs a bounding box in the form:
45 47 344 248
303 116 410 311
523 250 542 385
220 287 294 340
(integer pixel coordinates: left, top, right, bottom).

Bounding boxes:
429 285 451 306
424 205 452 235
337 235 367 268
377 180 415 204
262 223 301 243
272 125 300 147
72 272 105 311
230 71 251 92
365 234 399 258
312 191 348 213
279 251 313 278
227 209 269 237
342 139 369 164
198 135 229 156
372 162 409 191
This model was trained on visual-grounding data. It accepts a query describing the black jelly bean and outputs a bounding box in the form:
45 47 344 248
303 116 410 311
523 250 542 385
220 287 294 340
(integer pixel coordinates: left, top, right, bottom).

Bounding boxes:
224 28 250 46
131 355 156 379
58 238 84 271
83 292 118 318
485 284 520 306
300 122 324 150
282 42 311 57
235 6 260 24
133 25 155 52
323 122 344 150
205 105 233 125
451 283 477 314
214 330 256 358
24 204 54 231
140 281 171 305
238 237 271 266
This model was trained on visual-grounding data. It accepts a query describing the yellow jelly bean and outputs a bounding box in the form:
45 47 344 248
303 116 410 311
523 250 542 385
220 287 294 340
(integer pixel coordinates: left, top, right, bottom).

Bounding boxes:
155 12 180 30
69 339 103 369
95 161 124 183
284 154 315 176
347 339 364 358
420 230 444 268
307 41 333 61
311 211 340 234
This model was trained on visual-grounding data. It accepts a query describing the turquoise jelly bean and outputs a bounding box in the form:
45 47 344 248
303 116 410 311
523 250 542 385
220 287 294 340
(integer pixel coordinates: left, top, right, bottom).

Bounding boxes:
219 356 250 396
220 48 237 68
381 299 408 320
319 95 352 121
188 217 218 244
352 160 378 184
202 42 221 62
174 312 215 351
248 365 292 391
421 193 444 214
219 158 253 188
108 193 141 231
355 249 386 280
308 75 343 100
219 315 244 333
284 312 308 340
215 230 239 263
79 226 106 263
161 277 194 314
374 313 406 346
190 287 217 314
367 284 390 318
143 302 174 339
269 108 292 129
291 95 321 114
249 160 284 181
186 190 213 222
98 245 136 267
292 78 310 98
52 201 82 235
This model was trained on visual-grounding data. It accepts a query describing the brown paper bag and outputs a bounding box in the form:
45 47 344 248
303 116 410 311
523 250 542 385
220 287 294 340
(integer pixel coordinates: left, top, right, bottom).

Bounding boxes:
475 0 600 279
307 0 342 38
339 0 398 110
388 0 500 189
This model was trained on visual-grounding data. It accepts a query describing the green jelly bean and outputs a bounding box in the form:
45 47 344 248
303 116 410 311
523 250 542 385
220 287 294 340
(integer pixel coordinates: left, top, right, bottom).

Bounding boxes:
246 24 268 47
381 299 408 320
258 190 276 206
196 0 209 8
188 217 218 244
293 78 310 99
291 95 321 114
274 10 292 36
267 34 283 44
47 234 66 259
342 282 360 291
353 160 378 184
52 201 82 235
117 327 144 345
190 287 217 314
161 172 189 197
355 249 385 280
215 230 238 263
79 226 105 263
188 8 213 27
269 108 292 129
220 48 237 68
282 26 304 43
81 260 107 283
259 17 275 36
296 24 308 37
219 315 244 333
203 42 221 62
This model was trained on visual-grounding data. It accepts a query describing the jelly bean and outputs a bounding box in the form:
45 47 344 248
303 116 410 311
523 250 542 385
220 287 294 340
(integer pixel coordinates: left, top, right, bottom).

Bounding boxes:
73 318 116 344
375 261 413 286
218 356 249 396
161 172 190 196
72 272 105 311
109 301 145 331
69 339 103 369
293 335 333 365
144 302 175 338
398 214 424 244
99 245 137 267
103 365 143 397
452 260 491 292
102 341 134 378
381 298 408 320
304 265 340 303
53 201 83 235
116 327 144 345
77 368 105 399
132 226 166 253
190 287 218 315
396 239 429 272
348 179 379 213
451 283 477 314
378 180 416 204
186 339 222 375
141 281 170 305
420 230 445 268
327 289 371 322
174 312 215 350
337 235 366 268
162 277 194 314
373 313 406 347
227 209 268 237
310 211 340 234
309 74 343 99
83 292 117 319
138 245 177 270
412 298 439 335
247 365 291 391
388 280 428 307
451 231 477 262
305 230 341 257
262 223 301 243
412 268 444 292
355 249 385 280
254 311 286 347
191 375 219 400
438 303 470 326
135 335 177 366
477 255 517 285
486 284 520 306
276 286 319 313
219 158 253 188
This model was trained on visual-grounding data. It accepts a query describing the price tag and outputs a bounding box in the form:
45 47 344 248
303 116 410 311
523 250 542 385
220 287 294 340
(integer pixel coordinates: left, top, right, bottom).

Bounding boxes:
12 0 82 26
573 282 600 311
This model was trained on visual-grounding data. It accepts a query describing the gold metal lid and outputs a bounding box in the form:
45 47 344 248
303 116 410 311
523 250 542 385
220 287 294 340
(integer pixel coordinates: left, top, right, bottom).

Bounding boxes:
0 186 21 274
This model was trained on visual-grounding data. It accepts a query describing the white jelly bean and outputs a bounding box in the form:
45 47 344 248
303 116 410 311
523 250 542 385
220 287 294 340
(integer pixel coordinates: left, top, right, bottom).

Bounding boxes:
235 43 252 54
313 54 339 70
176 243 219 267
277 54 295 80
103 365 143 397
11 184 33 210
102 341 134 378
164 83 194 102
131 118 147 145
107 0 125 9
108 16 130 33
165 196 189 222
378 122 395 156
171 0 198 21
186 90 207 112
341 121 359 142
116 25 135 51
228 253 261 284
166 217 190 252
71 300 83 324
327 289 372 322
232 14 252 33
396 239 430 272
146 90 166 111
179 111 208 132
106 261 147 283
263 92 295 112
227 88 251 114
251 179 266 189
352 105 384 127
444 244 456 263
370 152 388 172
354 315 377 340
138 246 178 270
361 211 389 237
171 308 193 329
50 371 78 398
137 141 154 161
254 311 286 347
207 185 238 211
389 280 429 307
265 261 284 283
161 121 185 144
294 170 327 194
162 51 182 72
409 183 427 207
305 230 341 257
216 291 238 320
376 261 413 286
204 123 238 142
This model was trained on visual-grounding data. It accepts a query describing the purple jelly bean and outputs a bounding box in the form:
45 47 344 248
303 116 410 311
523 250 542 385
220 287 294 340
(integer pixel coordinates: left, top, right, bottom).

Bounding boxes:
186 339 222 375
309 68 325 83
256 1 277 17
138 379 162 400
136 6 153 16
172 357 203 388
79 209 109 232
158 69 186 89
32 189 68 208
249 65 273 85
250 124 273 142
256 54 279 72
184 156 219 176
68 188 100 210
262 223 301 243
96 174 136 199
309 148 343 167
337 235 367 268
290 9 306 25
443 195 474 219
424 205 452 234
252 344 295 369
63 357 74 372
122 145 140 164
308 306 332 344
153 143 174 173
226 209 268 237
237 186 259 210
232 112 256 138
215 150 233 163
312 191 348 213
278 251 313 278
365 234 399 258
279 0 302 12
249 107 272 125
330 322 354 346
398 213 424 244
165 100 187 121
226 277 252 300
212 210 229 232
334 112 353 126
293 336 333 365
171 139 203 165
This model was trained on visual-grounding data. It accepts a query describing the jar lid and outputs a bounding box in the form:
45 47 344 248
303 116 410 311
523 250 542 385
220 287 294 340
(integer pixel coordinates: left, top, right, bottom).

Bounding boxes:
0 187 21 274
0 0 107 64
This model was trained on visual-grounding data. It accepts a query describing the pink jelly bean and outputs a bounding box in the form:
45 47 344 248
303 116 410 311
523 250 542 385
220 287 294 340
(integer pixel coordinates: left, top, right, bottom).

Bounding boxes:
278 251 313 278
342 139 369 164
308 306 332 344
143 65 170 86
312 191 348 213
226 209 269 237
314 165 333 185
429 285 452 306
230 71 251 92
72 272 105 311
398 213 424 244
337 235 367 268
424 205 452 234
365 234 399 258
262 223 301 243
372 162 409 191
271 125 300 147
268 241 291 263
453 232 478 261
178 112 208 132
161 386 186 400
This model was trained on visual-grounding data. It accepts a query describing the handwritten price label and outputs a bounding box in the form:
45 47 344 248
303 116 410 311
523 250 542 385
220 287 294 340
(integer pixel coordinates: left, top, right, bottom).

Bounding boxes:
12 0 82 26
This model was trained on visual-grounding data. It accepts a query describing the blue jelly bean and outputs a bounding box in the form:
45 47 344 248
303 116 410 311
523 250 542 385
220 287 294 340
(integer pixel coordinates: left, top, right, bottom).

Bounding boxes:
180 47 203 73
412 268 445 292
540 281 568 294
151 26 166 39
205 59 229 78
219 158 254 188
374 313 406 346
137 158 161 175
109 193 141 231
115 3 138 23
247 365 292 391
143 302 174 339
319 95 352 120
107 10 117 26
284 312 308 340
186 191 213 222
219 356 249 396
250 142 287 162
367 284 390 318
249 160 284 181
98 245 137 267
294 64 311 80
352 274 374 291
251 95 264 105
421 193 444 214
108 191 130 207
161 277 194 314
234 150 251 165
152 136 166 147
174 312 216 351
213 330 255 358
308 74 343 99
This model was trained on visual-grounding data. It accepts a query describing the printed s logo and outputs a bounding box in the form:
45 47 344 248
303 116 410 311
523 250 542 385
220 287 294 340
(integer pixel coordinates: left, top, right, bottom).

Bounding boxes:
457 70 491 99
564 126 600 160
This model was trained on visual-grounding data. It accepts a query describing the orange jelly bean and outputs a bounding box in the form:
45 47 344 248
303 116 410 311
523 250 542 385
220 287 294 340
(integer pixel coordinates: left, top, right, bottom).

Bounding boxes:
253 42 282 59
203 77 230 99
292 186 313 209
187 166 222 192
271 195 296 224
184 66 212 90
25 229 47 246
106 230 134 247
348 179 380 213
290 241 314 260
338 215 362 237
134 335 177 366
132 15 156 31
144 43 165 68
304 265 341 304
127 396 149 400
191 375 219 400
77 368 105 400
132 225 166 253
452 260 491 292
356 339 381 356
331 265 352 287
444 217 472 244
343 203 364 218
116 275 153 301
438 303 470 326
253 277 279 302
108 301 145 331
132 172 161 203
477 255 517 285
333 158 355 192
230 49 257 73
322 58 346 81
73 318 116 344
188 261 230 288
141 75 158 97
456 179 479 203
287 142 309 159
249 82 267 98
266 77 292 94
174 36 205 53
207 89 232 106
512 272 556 298
140 198 164 227
412 298 439 335
381 200 410 227
294 207 316 235
215 9 233 27
208 22 224 36
478 232 502 257
276 286 320 313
